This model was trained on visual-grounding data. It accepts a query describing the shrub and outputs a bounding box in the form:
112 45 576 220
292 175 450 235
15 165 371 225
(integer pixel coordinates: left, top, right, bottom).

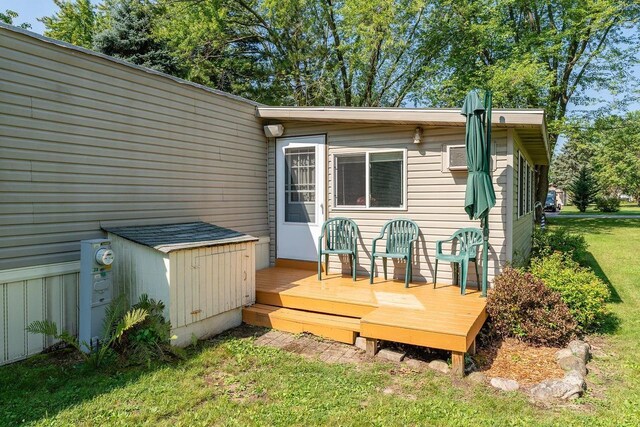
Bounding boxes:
487 267 577 346
595 196 620 212
26 295 147 368
532 228 588 265
116 294 184 365
530 253 610 334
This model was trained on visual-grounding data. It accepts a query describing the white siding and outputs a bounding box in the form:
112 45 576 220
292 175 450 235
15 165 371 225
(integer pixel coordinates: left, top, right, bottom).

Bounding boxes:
268 123 509 285
0 27 268 270
0 264 79 365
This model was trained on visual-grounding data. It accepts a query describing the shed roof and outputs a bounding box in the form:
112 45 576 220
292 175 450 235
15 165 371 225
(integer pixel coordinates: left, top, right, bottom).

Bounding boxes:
103 222 258 253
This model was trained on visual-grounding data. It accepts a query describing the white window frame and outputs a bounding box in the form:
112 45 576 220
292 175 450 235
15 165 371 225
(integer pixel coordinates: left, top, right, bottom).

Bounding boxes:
333 148 408 211
518 152 534 218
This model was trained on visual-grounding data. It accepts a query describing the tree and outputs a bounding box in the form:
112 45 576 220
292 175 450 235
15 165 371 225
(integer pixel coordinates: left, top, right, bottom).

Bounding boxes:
423 0 640 216
1 9 32 29
40 0 97 49
156 0 449 106
93 0 181 75
591 112 640 203
568 166 599 212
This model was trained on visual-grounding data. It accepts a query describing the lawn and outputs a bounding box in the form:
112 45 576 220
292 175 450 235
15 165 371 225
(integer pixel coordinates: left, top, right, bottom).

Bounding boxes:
1 218 639 426
559 201 640 215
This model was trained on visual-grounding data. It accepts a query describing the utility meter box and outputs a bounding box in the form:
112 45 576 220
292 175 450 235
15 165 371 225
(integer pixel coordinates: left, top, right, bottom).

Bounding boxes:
79 239 114 350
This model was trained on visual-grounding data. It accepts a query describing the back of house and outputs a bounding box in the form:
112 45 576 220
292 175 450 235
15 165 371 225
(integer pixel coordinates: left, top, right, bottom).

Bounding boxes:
0 23 549 365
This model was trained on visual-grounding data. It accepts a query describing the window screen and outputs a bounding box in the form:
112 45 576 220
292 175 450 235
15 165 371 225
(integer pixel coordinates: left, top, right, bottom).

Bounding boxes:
335 155 366 206
284 147 315 223
370 152 403 207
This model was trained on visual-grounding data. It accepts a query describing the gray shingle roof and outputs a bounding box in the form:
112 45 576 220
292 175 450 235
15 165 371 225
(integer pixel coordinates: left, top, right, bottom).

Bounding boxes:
103 222 258 253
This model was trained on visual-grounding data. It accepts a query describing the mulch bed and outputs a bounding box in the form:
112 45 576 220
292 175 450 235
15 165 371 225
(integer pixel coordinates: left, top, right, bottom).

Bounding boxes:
474 338 565 386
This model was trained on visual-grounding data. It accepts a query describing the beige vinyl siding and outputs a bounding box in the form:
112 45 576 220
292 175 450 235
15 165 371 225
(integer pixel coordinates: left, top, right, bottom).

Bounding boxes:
0 28 268 270
269 122 509 285
512 131 535 265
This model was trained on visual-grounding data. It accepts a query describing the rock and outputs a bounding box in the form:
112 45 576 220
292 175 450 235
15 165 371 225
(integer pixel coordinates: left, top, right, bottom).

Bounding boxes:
554 348 573 361
557 355 587 376
490 377 520 392
563 370 587 391
530 371 586 402
428 359 450 374
404 358 428 370
467 371 487 384
568 340 591 362
377 348 406 362
354 336 367 351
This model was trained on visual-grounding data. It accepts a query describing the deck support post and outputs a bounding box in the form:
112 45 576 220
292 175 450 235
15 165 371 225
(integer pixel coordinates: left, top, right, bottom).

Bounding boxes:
451 351 465 377
467 340 476 356
366 338 378 356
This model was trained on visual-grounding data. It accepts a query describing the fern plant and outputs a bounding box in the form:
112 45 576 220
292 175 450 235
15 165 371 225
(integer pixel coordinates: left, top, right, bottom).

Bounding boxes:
26 295 148 368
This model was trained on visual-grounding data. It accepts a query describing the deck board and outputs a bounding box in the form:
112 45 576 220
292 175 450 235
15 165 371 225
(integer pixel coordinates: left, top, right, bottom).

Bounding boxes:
253 267 487 354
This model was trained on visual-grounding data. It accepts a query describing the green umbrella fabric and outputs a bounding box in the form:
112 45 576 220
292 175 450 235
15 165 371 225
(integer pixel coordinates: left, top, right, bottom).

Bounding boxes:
462 91 496 220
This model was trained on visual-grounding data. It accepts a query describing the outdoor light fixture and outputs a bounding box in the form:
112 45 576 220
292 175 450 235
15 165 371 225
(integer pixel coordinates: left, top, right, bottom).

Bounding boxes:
264 124 284 138
413 127 423 144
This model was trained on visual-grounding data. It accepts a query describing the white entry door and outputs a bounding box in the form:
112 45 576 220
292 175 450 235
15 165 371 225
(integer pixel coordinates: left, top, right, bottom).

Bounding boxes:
276 135 326 261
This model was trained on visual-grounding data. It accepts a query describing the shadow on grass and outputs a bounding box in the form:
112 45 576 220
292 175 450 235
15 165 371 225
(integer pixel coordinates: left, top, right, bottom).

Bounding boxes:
0 325 268 425
548 217 640 235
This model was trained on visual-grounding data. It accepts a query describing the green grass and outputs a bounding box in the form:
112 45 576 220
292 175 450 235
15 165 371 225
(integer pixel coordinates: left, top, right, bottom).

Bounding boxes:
559 201 640 215
2 217 640 426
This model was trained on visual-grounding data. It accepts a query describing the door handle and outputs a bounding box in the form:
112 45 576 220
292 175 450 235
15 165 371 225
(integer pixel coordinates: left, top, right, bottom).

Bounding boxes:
320 202 324 215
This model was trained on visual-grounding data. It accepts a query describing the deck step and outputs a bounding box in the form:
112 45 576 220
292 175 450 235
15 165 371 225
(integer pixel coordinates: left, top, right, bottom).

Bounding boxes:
242 304 360 344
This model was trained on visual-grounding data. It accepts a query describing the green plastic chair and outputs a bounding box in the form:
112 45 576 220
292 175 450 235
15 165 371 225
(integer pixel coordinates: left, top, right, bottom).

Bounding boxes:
369 219 419 288
318 218 359 281
434 228 483 295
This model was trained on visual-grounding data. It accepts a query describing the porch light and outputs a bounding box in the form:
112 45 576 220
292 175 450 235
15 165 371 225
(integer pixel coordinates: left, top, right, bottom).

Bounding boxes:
413 127 423 144
264 124 284 138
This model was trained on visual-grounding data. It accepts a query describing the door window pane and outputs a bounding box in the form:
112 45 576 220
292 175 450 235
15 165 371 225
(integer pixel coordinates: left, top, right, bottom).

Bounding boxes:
284 147 315 223
335 155 366 206
370 152 403 208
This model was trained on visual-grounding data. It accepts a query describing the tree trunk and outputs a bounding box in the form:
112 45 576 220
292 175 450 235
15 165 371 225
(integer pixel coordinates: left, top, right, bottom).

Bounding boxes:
536 164 550 223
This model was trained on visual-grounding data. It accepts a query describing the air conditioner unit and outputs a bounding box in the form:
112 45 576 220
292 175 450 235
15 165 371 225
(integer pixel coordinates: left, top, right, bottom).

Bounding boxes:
447 145 467 171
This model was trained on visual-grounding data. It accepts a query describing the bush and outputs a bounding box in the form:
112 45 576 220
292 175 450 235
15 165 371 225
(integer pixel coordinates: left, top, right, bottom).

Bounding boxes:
595 196 620 212
487 267 577 347
532 228 588 265
530 253 610 334
116 294 184 366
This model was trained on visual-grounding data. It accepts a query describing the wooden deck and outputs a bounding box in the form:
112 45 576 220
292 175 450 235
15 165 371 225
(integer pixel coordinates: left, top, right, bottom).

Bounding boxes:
243 267 488 375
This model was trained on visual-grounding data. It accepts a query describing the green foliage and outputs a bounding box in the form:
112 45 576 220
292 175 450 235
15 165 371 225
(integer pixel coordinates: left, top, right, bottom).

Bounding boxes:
93 0 181 74
116 294 185 366
530 253 610 334
26 295 147 368
568 166 599 212
595 195 621 212
1 9 31 29
532 228 588 265
487 267 576 347
40 0 98 49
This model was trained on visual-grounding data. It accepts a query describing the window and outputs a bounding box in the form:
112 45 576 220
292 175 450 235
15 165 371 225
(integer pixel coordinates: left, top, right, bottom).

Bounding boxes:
334 150 405 209
518 152 534 217
284 147 316 223
447 145 467 170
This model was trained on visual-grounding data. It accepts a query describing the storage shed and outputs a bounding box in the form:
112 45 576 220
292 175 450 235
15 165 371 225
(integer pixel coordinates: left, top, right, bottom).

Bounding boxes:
105 222 258 346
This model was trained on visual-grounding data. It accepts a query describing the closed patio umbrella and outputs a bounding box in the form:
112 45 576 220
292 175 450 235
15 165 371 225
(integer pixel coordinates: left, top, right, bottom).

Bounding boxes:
461 90 496 297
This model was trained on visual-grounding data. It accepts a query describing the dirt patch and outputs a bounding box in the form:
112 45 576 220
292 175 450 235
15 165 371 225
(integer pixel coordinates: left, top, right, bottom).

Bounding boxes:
475 338 564 386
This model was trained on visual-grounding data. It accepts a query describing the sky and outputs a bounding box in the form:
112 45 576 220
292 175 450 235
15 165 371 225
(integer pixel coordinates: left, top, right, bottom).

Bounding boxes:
2 0 638 152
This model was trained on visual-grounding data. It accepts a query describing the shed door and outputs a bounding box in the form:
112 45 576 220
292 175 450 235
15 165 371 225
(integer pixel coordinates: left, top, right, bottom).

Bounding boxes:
276 135 326 261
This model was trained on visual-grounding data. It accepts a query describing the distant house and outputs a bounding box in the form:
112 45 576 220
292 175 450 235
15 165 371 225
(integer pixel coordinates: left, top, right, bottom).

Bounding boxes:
0 23 549 365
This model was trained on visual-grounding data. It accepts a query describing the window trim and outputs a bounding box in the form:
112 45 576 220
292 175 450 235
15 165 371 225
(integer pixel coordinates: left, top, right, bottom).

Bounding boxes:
333 148 408 211
517 151 534 218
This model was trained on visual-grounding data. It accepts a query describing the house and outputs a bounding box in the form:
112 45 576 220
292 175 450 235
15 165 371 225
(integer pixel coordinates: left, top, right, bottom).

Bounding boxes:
0 23 548 369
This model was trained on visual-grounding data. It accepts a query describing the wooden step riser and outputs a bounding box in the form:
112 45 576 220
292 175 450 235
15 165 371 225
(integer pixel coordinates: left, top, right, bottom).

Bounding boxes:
243 309 357 344
360 322 468 352
256 290 375 318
